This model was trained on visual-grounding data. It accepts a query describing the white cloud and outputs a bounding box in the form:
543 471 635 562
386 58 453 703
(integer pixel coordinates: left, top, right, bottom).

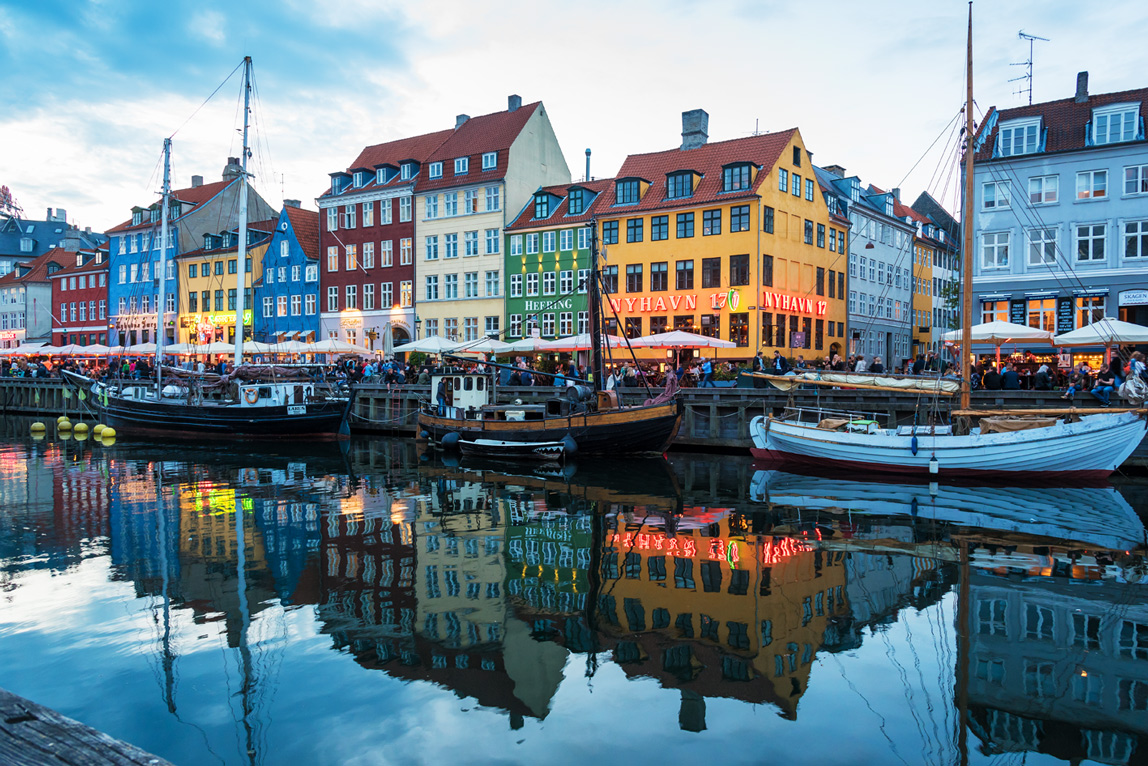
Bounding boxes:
190 10 227 47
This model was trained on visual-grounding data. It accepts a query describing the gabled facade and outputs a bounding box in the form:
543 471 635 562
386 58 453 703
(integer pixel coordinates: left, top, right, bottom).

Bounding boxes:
174 220 276 344
415 96 571 341
49 245 110 346
912 191 961 349
316 130 453 349
0 208 104 279
254 204 322 343
0 248 69 346
970 72 1148 363
597 111 847 360
105 158 275 346
503 180 610 341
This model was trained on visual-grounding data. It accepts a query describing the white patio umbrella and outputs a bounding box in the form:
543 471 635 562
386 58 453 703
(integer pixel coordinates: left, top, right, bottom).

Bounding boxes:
505 337 545 352
627 330 737 349
81 344 112 355
394 336 461 354
241 341 279 354
48 343 92 356
305 338 372 355
123 342 157 355
942 320 1053 367
1053 317 1148 346
181 341 235 356
382 322 395 359
453 337 515 354
537 333 628 352
273 339 313 354
163 343 192 355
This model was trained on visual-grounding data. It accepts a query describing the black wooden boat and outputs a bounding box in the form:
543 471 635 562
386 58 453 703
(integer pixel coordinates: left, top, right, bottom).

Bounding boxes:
458 437 567 461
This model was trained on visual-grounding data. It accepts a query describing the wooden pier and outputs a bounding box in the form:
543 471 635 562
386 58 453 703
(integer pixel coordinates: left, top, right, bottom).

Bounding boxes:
0 687 173 765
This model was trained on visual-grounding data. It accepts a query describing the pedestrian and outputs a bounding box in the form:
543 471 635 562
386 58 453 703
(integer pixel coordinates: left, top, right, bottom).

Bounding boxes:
870 355 885 374
700 357 715 387
1091 363 1116 406
854 354 869 373
1001 363 1020 390
436 378 447 415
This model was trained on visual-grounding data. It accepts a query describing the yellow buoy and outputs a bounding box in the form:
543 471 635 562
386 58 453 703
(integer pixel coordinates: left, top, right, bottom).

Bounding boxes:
30 422 46 431
75 432 88 442
100 435 116 446
73 422 89 434
59 431 72 441
92 424 106 435
32 432 45 442
57 415 70 424
57 420 72 431
101 427 117 439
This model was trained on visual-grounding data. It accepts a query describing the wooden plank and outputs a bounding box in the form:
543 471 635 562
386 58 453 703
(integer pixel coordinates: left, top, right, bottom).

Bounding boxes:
0 687 173 766
953 408 1148 417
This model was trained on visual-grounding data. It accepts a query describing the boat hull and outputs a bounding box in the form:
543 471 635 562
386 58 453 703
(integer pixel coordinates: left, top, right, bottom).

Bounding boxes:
749 412 1146 478
419 401 683 456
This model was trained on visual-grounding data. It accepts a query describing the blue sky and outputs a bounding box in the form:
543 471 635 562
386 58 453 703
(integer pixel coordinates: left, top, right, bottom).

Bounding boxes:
3 0 1147 230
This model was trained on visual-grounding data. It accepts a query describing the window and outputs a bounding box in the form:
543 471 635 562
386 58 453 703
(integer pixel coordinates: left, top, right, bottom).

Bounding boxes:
829 229 837 252
227 259 237 275
778 168 788 191
1027 228 1057 265
443 233 458 259
558 229 573 251
701 257 721 288
729 254 749 286
668 172 693 199
541 313 555 336
262 296 273 318
762 255 773 286
677 212 694 238
1077 170 1108 200
326 207 338 231
189 292 198 312
343 204 356 229
676 260 694 290
651 215 668 241
277 294 288 316
344 284 357 309
400 281 412 307
1029 175 1058 204
559 311 573 336
380 199 392 225
444 274 457 299
625 218 643 243
399 196 412 222
577 310 589 334
791 173 801 196
616 180 639 205
325 246 338 272
485 185 500 211
326 286 338 311
805 178 814 201
482 151 497 170
509 235 523 257
1078 296 1105 326
602 221 618 245
1028 298 1056 332
291 295 301 315
577 268 589 294
763 205 774 234
701 209 722 236
1126 164 1148 195
428 162 442 179
560 269 573 294
362 200 374 227
454 157 468 175
305 263 318 282
526 272 539 296
722 165 750 192
464 271 478 298
345 244 357 271
602 265 618 294
526 233 539 255
816 223 826 248
1119 620 1148 659
464 230 479 257
509 314 522 337
625 264 643 292
541 230 555 253
534 194 550 219
804 219 814 245
730 205 749 232
374 240 390 268
425 275 439 301
425 195 438 219
982 232 1010 269
650 262 667 291
1126 220 1148 258
815 266 825 296
486 270 500 297
998 119 1040 156
1077 224 1106 261
425 318 439 337
1093 106 1138 145
982 181 1011 209
510 274 522 297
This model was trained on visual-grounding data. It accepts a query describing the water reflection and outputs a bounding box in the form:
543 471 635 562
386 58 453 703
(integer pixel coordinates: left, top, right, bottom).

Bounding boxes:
0 421 1145 766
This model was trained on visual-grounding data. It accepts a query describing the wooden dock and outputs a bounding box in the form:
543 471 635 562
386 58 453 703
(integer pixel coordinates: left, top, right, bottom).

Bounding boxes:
0 687 173 766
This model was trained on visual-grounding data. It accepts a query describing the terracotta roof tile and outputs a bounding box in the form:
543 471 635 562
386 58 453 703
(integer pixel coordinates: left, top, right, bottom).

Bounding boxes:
320 129 456 200
106 179 235 234
597 130 798 215
415 103 542 193
974 86 1148 163
0 248 69 285
506 179 614 231
282 206 320 260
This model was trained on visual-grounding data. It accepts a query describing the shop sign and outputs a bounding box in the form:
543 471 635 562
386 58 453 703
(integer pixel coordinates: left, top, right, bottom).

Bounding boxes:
339 315 362 328
526 299 573 311
1009 299 1026 325
609 295 698 314
760 291 827 316
1056 297 1075 334
710 289 741 311
608 532 738 563
0 331 16 340
191 311 253 327
1120 289 1148 307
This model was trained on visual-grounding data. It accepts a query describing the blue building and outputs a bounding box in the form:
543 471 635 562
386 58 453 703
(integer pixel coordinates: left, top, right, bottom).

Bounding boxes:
971 72 1148 366
105 159 275 346
254 203 321 343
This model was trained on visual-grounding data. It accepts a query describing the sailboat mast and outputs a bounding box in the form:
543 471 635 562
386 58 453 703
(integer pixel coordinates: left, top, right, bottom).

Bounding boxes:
234 56 252 367
960 3 975 412
588 222 604 390
156 139 171 391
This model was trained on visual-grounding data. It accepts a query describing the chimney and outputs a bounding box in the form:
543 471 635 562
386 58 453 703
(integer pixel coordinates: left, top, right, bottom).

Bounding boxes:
53 208 66 222
455 114 470 129
823 164 847 178
585 148 591 182
284 199 301 208
62 235 81 252
222 157 242 180
46 207 53 220
191 175 204 188
1075 71 1089 103
892 187 901 201
680 109 709 150
508 94 522 112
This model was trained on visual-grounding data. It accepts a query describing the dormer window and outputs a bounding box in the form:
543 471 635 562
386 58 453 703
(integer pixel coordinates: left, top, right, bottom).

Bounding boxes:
169 203 180 219
132 211 142 226
722 164 752 193
997 117 1041 157
400 163 414 181
1092 103 1140 146
19 237 32 252
149 208 159 223
353 171 365 188
616 179 640 205
454 157 469 175
568 188 585 215
534 194 550 219
667 172 694 199
482 152 497 170
885 198 894 215
76 253 83 267
429 162 443 179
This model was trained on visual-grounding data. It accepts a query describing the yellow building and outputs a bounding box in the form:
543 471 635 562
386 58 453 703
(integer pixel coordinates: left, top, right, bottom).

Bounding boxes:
596 111 848 361
414 97 570 342
911 235 934 354
176 222 273 344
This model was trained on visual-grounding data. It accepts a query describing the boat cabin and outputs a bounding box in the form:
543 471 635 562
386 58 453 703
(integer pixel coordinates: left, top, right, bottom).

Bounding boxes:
236 382 316 408
430 372 613 422
431 373 493 419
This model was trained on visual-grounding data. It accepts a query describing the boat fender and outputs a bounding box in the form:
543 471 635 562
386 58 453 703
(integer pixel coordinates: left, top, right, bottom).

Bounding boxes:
441 431 460 449
243 388 259 405
561 435 579 456
420 430 430 439
910 435 919 456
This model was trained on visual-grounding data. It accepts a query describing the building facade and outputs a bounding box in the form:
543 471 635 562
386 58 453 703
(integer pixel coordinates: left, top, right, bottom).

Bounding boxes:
317 131 452 349
503 180 609 341
597 111 848 361
105 159 275 346
416 96 570 342
49 246 109 346
971 73 1148 366
254 204 321 343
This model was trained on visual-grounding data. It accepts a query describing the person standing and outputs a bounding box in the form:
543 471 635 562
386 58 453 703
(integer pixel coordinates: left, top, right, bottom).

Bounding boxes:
854 355 869 373
1000 363 1021 390
870 356 885 374
700 358 714 387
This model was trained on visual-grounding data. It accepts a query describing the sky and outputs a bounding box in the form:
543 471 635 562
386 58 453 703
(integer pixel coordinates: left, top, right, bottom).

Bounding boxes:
2 0 1147 232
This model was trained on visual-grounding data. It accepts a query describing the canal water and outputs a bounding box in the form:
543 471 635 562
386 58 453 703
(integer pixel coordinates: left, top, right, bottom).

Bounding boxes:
0 419 1145 766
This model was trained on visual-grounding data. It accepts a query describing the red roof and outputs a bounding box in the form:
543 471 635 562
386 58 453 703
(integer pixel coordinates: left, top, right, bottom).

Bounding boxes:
506 179 614 231
974 85 1148 162
107 179 235 233
282 206 320 260
415 103 542 193
48 251 110 278
349 129 454 172
0 248 69 285
599 130 798 214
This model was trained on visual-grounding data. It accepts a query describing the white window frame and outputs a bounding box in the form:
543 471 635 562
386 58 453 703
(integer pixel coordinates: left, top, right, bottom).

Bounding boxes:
327 246 338 272
1029 175 1058 205
381 240 393 267
291 295 301 315
429 162 443 179
485 229 500 254
463 271 478 298
982 231 1010 270
345 284 357 310
485 270 499 297
464 230 479 257
510 274 523 297
327 286 338 312
444 233 458 259
263 296 274 318
400 238 412 265
444 273 457 300
542 231 555 253
1076 223 1106 262
381 282 393 307
526 273 539 297
1092 104 1138 146
484 186 500 212
982 181 1010 210
454 157 469 175
425 195 438 219
363 283 375 310
1124 164 1148 196
305 264 318 282
362 241 375 269
560 229 573 251
1076 170 1108 201
481 151 497 170
526 233 539 255
444 192 458 217
343 204 356 229
1124 220 1148 259
425 235 439 260
577 228 590 250
305 294 316 315
1026 227 1057 266
998 117 1041 157
542 272 556 295
398 196 412 222
425 275 439 301
362 200 374 227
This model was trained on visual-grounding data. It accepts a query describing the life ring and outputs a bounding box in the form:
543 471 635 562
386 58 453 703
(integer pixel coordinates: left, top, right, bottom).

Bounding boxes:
243 388 259 405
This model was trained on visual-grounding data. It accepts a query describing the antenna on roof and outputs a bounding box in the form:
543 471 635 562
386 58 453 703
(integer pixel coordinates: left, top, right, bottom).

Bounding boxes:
1009 30 1049 105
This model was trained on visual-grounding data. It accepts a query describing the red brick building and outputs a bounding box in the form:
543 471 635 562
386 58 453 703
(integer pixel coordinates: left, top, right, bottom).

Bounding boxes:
50 244 110 346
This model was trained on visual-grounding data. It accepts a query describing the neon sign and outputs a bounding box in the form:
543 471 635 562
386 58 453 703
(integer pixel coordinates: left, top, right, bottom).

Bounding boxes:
608 532 739 564
761 291 827 316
